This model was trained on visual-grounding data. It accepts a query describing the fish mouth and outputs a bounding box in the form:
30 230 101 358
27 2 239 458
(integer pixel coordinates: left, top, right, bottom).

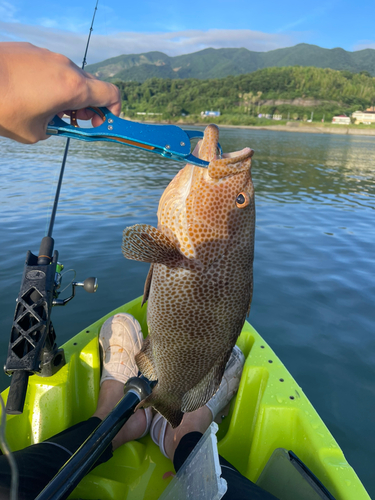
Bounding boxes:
222 147 253 160
192 124 253 180
207 146 253 181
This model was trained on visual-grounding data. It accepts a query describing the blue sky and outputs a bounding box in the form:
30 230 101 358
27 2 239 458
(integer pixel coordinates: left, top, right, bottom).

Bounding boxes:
0 0 374 65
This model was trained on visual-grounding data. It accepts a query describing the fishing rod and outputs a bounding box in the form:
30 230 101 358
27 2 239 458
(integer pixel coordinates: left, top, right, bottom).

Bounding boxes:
4 0 100 415
47 0 98 239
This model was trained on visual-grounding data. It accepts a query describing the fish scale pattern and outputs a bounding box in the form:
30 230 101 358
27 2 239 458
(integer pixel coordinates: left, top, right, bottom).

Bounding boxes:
123 124 255 427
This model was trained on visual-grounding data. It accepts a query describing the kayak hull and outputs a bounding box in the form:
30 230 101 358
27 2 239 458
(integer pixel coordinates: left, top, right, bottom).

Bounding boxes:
0 296 370 500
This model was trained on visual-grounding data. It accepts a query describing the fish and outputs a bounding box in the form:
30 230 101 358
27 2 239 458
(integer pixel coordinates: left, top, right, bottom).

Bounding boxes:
122 124 255 428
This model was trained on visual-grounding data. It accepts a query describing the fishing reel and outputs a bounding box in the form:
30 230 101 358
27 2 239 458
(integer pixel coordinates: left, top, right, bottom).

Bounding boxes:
4 236 98 414
52 262 98 306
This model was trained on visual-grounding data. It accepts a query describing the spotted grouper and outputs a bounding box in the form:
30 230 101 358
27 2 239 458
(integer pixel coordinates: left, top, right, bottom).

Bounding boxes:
122 124 255 428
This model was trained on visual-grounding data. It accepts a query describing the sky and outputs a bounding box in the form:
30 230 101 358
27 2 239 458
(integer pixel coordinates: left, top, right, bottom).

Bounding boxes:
0 0 374 65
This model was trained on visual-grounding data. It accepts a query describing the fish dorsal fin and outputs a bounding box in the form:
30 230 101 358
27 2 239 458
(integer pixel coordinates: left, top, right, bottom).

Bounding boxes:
122 224 183 266
208 148 253 180
141 264 154 307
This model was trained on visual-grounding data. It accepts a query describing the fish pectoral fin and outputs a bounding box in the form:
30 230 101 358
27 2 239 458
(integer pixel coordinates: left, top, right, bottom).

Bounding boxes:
122 224 183 266
181 352 230 413
135 337 158 381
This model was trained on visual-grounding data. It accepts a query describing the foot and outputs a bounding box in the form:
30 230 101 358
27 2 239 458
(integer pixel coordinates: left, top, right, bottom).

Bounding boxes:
206 345 245 421
94 313 153 448
99 313 143 385
151 345 245 461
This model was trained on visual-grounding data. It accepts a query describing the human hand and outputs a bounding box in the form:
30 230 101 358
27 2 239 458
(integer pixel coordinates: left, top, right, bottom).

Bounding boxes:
0 42 121 144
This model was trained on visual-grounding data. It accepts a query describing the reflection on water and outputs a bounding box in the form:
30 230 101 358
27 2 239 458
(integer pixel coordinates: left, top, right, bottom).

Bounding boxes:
250 133 374 209
1 129 375 497
2 130 374 219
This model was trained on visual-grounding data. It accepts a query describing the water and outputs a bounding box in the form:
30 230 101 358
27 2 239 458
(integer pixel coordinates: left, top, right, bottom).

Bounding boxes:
1 129 374 497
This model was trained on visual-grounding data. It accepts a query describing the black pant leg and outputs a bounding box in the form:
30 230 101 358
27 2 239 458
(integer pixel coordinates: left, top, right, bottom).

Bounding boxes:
173 432 279 500
0 417 113 500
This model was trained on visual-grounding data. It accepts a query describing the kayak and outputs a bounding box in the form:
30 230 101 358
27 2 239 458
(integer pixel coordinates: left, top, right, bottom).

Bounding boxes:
1 295 370 499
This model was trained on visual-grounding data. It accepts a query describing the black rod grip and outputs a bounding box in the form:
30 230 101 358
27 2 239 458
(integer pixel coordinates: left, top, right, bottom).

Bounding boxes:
36 392 140 500
5 371 29 415
38 236 55 265
36 376 153 500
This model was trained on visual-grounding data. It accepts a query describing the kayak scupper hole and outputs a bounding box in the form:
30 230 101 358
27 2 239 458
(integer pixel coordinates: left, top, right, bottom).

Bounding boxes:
290 396 295 400
53 354 62 366
260 345 265 349
73 342 77 346
279 378 284 382
86 330 90 333
268 360 273 363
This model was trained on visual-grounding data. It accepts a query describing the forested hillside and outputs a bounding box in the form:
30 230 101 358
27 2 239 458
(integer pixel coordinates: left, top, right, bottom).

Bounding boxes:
86 43 375 82
115 66 375 123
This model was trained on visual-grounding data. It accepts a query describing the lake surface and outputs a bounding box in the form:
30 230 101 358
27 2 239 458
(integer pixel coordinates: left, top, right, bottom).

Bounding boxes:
1 128 374 497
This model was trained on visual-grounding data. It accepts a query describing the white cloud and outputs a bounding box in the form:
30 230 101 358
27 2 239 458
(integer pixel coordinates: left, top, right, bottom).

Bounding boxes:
353 40 375 51
0 1 18 22
0 22 297 65
37 17 88 33
37 18 59 29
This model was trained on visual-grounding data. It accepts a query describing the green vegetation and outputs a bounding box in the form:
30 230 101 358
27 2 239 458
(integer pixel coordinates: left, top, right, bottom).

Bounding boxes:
114 66 375 124
86 43 375 82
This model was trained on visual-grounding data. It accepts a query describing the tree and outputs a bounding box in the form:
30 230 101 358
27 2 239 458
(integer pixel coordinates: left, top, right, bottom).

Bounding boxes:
243 92 253 114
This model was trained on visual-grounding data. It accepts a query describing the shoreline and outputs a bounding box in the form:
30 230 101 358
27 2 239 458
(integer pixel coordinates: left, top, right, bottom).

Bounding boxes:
131 116 375 137
187 122 375 136
218 123 375 136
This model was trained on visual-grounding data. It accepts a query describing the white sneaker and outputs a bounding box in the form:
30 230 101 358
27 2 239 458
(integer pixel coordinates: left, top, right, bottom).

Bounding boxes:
99 313 144 385
150 345 245 458
206 345 245 421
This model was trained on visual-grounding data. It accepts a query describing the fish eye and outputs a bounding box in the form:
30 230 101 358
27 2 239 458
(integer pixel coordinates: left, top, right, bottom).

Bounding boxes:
236 192 250 208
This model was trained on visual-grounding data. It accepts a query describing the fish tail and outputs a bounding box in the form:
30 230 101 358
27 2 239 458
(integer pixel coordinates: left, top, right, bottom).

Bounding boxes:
135 337 158 381
136 388 184 429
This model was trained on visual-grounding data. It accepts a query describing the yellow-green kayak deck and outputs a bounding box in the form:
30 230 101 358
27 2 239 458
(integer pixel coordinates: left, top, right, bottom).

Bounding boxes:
1 297 370 499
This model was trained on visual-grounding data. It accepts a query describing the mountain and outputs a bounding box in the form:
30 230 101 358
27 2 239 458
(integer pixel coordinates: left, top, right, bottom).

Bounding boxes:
85 44 375 82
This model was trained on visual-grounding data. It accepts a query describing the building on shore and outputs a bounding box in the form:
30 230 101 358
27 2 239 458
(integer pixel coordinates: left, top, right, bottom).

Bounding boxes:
351 108 375 124
201 111 221 117
332 115 351 125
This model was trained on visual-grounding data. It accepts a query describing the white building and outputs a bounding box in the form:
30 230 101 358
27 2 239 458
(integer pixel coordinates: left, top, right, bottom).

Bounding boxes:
201 111 221 117
351 109 375 124
332 115 351 125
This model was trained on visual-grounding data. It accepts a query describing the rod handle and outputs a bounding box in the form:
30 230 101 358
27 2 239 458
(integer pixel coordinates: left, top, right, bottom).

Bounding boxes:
38 236 55 265
6 371 29 415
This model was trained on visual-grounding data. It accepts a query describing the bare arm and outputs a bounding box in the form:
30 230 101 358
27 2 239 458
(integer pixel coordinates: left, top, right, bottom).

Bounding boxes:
0 42 121 144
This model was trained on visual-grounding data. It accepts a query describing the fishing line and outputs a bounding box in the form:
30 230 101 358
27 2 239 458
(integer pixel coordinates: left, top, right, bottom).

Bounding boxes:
47 0 99 239
59 269 77 294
